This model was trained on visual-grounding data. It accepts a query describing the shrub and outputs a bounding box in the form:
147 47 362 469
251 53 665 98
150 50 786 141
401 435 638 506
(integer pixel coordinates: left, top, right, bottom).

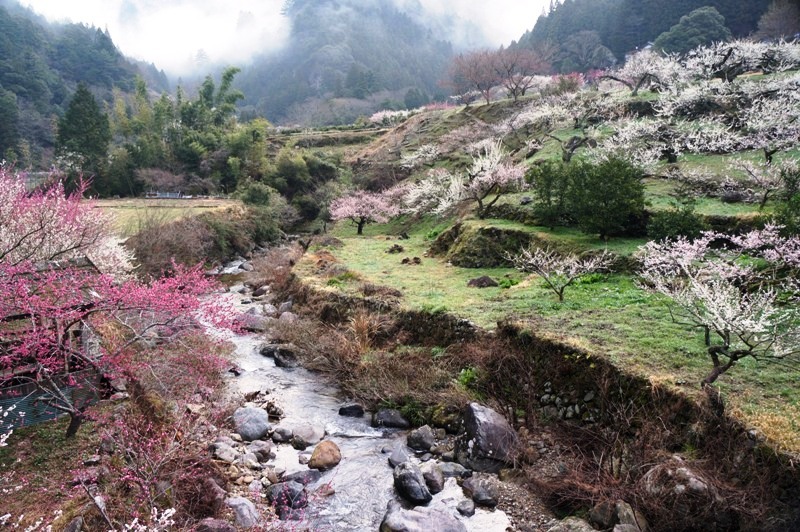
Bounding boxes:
530 161 572 229
567 158 646 239
238 181 271 206
647 204 708 241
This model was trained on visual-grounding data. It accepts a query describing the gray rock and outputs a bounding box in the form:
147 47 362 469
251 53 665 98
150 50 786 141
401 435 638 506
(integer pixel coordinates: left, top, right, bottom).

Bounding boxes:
278 300 293 314
389 445 411 468
274 351 299 368
462 477 498 507
212 442 239 464
63 517 83 532
266 481 308 519
439 462 470 478
290 423 325 450
380 501 467 532
589 500 617 529
240 315 272 333
272 426 293 443
393 462 432 505
278 311 298 323
233 407 272 441
229 283 246 294
407 425 436 451
339 404 365 417
247 440 275 462
456 403 518 473
196 519 236 532
225 497 259 529
616 500 648 531
259 343 300 368
466 276 499 288
373 408 411 429
421 462 445 494
283 469 323 486
253 286 270 298
242 262 254 272
547 517 596 532
457 500 476 517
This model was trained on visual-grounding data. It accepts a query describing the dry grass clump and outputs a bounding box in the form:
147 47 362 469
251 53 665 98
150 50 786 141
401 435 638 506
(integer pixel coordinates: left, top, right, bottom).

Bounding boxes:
266 309 466 410
731 403 800 454
248 244 304 293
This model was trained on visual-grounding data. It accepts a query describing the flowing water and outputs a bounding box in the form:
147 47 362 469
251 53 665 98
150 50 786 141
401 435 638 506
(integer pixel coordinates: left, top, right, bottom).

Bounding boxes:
221 296 512 531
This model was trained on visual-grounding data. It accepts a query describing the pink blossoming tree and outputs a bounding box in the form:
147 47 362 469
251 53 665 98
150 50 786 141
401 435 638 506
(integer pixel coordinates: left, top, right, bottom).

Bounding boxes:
329 189 400 235
0 169 233 437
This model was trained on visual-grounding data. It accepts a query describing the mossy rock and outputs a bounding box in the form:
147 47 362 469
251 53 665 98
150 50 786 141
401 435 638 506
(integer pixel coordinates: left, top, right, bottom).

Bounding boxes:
429 222 540 268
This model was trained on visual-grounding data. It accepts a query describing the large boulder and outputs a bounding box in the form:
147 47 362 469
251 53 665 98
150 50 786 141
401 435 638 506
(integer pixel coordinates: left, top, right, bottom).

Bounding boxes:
455 403 517 473
308 440 342 470
233 407 272 441
225 497 259 529
380 501 467 532
373 408 411 429
393 463 432 505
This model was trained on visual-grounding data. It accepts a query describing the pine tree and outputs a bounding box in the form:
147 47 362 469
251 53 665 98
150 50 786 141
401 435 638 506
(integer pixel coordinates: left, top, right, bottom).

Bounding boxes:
56 83 111 193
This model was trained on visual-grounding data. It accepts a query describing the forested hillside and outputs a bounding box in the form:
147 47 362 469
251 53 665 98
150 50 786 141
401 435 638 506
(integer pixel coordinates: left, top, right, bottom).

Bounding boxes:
515 0 773 72
0 0 167 167
236 0 453 125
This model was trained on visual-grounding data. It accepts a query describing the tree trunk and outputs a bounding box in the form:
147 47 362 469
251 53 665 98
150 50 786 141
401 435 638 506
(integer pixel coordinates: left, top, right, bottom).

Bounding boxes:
356 219 366 235
65 411 84 438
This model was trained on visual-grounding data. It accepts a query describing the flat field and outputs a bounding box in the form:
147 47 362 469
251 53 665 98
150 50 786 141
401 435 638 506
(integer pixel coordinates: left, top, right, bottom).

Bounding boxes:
93 197 239 236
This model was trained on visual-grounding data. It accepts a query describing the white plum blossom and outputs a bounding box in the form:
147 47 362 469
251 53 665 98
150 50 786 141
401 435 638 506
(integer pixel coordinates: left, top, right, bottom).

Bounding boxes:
509 246 614 302
637 229 800 385
399 144 441 170
603 49 689 94
403 168 466 216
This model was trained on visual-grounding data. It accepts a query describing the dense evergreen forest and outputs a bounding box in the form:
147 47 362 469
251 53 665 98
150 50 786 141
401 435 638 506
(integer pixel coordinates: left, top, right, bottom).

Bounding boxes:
236 0 453 125
0 0 167 168
515 0 773 71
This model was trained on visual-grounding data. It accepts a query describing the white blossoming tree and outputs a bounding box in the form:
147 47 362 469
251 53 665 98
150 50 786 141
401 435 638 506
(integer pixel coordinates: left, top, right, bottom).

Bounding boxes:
638 227 800 386
509 246 614 302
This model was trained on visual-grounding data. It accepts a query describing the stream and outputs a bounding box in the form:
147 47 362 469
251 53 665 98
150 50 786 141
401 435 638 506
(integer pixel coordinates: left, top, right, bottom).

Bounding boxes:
220 288 512 531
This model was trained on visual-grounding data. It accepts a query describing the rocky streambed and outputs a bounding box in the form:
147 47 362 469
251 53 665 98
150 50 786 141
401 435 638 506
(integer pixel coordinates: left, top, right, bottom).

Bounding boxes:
205 269 532 531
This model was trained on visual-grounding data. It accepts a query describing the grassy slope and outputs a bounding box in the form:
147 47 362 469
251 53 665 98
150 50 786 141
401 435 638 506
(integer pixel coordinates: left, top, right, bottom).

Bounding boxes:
296 80 800 452
303 217 800 451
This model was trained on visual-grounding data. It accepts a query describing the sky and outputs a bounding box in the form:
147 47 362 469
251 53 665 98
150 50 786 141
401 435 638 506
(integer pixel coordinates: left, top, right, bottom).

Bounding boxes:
21 0 548 76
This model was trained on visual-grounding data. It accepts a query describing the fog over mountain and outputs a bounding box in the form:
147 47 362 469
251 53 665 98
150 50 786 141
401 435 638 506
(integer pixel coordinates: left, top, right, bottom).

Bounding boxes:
21 0 546 77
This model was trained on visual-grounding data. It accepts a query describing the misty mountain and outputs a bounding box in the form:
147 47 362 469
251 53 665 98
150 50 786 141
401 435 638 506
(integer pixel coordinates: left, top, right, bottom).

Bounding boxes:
0 0 168 166
515 0 772 71
236 0 453 126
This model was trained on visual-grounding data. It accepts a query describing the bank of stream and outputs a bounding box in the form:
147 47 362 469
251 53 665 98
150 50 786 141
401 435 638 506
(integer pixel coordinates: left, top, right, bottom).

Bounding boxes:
217 279 520 530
